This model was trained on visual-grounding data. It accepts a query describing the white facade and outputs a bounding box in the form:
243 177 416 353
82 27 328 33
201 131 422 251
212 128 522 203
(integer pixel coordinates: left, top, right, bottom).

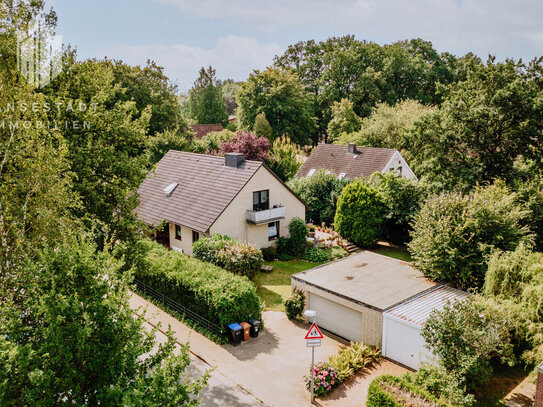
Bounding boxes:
382 151 417 180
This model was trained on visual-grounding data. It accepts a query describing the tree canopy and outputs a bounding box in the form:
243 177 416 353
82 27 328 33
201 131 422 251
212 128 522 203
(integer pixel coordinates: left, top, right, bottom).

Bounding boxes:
189 66 229 127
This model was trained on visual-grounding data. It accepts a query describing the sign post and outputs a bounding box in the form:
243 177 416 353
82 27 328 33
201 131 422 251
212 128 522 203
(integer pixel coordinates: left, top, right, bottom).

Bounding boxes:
305 322 324 404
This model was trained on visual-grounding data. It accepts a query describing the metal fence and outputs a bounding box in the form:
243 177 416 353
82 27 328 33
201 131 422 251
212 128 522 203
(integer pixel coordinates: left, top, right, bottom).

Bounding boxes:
133 279 227 338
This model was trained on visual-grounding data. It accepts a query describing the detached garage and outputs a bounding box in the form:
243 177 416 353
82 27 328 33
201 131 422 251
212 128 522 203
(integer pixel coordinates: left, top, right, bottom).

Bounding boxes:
291 251 438 347
382 285 468 370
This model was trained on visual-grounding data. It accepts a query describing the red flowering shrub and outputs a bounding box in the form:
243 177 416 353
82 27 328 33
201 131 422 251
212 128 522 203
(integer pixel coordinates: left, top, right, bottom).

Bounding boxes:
219 131 270 161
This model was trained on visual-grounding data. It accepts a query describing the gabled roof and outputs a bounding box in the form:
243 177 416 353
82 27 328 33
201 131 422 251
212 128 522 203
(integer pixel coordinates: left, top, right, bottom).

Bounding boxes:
296 144 397 179
135 151 262 232
190 124 224 139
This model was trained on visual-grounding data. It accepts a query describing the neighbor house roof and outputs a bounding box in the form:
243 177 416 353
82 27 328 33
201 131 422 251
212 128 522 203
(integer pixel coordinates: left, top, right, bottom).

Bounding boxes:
296 144 397 179
190 124 224 139
291 251 438 311
385 285 469 326
135 151 262 233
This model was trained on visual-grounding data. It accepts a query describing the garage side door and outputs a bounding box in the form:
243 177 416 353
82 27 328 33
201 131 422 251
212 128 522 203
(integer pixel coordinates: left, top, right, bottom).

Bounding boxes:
383 315 431 370
309 294 363 342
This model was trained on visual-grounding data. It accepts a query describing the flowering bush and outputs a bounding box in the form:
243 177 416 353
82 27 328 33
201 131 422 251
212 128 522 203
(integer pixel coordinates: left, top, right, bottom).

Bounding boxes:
219 131 270 161
304 362 338 397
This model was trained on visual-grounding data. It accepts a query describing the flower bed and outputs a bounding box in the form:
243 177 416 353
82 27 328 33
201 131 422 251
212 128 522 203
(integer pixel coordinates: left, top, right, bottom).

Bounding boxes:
304 363 338 397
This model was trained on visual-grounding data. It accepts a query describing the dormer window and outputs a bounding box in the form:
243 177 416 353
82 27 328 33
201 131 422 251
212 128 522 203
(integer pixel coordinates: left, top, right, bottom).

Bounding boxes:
307 168 316 177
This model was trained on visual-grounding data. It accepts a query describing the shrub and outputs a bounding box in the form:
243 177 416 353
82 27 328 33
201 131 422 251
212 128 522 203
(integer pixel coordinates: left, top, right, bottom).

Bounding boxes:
288 169 350 225
266 135 301 182
409 182 532 289
372 171 427 244
135 239 261 331
277 252 292 261
216 241 264 279
304 248 329 263
284 289 305 320
276 236 293 257
193 234 263 278
261 246 277 262
328 342 380 382
304 363 338 398
422 296 515 390
404 364 476 407
367 375 450 407
219 130 270 161
288 217 309 257
484 244 543 365
334 181 387 247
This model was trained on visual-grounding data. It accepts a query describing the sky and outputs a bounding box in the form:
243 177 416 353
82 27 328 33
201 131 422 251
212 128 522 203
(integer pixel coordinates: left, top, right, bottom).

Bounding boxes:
45 0 543 92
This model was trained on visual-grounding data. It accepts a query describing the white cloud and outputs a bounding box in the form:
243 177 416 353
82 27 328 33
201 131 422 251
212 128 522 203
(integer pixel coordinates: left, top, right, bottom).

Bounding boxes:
100 36 283 91
154 0 543 59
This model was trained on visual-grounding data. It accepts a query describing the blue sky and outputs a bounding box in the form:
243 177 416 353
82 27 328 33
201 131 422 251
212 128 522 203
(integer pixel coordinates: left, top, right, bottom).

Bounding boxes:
46 0 543 92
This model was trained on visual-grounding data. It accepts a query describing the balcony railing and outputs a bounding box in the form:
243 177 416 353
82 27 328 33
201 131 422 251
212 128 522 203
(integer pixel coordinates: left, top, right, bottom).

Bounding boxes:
246 205 285 224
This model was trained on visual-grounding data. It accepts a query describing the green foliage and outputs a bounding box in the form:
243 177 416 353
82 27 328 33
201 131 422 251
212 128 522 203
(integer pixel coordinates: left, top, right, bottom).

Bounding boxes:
422 296 515 390
304 248 329 263
192 235 264 279
484 245 543 365
0 236 209 406
334 181 387 247
372 172 427 244
404 364 476 407
288 169 350 224
367 375 451 407
189 66 228 126
283 289 305 319
407 58 543 191
135 239 262 329
237 67 317 145
147 128 194 165
328 342 380 383
261 246 277 262
514 170 543 251
46 59 151 245
409 182 532 289
335 99 434 163
326 98 361 142
267 135 301 182
252 112 273 140
288 217 309 257
191 129 235 154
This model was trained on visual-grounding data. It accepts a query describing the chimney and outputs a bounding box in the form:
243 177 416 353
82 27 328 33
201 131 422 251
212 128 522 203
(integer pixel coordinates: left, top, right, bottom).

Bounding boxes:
536 362 543 407
348 143 356 154
225 153 245 168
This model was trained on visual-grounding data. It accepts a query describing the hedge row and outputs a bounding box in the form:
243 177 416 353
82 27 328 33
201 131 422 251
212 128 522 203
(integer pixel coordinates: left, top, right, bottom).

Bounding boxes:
367 375 451 407
134 239 262 329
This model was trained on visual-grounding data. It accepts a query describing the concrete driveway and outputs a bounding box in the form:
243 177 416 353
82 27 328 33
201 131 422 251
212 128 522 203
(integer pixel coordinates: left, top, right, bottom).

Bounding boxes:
131 292 407 407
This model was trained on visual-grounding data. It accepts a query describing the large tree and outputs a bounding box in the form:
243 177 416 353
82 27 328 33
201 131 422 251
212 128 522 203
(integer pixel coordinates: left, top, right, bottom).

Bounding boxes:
45 59 151 245
326 98 361 142
189 66 228 126
407 58 543 191
237 67 317 145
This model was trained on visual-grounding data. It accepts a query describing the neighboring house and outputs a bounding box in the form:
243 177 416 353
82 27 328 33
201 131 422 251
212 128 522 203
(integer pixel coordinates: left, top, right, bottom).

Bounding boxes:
296 143 416 180
136 151 306 255
291 251 466 370
190 124 224 139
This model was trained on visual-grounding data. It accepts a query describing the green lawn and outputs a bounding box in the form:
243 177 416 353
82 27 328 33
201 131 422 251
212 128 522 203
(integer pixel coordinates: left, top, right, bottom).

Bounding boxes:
254 260 318 311
371 242 412 262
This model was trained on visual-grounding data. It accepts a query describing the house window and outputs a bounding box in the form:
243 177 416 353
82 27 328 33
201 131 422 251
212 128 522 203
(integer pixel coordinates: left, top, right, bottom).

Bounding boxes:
192 230 200 243
268 221 279 241
175 224 182 240
398 166 402 174
253 190 269 211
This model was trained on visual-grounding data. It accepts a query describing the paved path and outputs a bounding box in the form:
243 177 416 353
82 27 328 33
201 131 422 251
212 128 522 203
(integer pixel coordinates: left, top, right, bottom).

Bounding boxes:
130 292 407 407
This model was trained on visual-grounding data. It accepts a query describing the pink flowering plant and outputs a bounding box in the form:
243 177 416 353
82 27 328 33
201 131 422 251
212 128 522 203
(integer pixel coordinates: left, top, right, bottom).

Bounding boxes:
304 362 338 397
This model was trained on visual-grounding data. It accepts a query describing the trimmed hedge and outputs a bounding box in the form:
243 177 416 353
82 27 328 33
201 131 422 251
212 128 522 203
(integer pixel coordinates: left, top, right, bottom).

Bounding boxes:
367 375 451 407
134 239 262 329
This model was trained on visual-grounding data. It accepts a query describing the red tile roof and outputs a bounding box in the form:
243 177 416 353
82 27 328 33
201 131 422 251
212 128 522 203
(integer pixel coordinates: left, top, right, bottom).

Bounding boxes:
296 144 397 179
190 124 224 139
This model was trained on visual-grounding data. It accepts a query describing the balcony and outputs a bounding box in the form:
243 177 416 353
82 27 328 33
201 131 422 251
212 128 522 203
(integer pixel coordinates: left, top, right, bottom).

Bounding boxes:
246 205 285 224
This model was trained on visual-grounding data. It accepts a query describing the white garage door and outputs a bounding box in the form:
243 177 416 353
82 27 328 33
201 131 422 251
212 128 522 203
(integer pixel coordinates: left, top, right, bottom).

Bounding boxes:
383 315 431 370
309 294 363 342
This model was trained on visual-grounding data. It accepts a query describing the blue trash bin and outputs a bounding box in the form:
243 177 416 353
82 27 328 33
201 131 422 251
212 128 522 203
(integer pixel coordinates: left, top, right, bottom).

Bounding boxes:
228 323 243 346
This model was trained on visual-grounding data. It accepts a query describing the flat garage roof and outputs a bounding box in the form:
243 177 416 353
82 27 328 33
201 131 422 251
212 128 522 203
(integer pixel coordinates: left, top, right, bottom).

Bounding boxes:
292 251 437 311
